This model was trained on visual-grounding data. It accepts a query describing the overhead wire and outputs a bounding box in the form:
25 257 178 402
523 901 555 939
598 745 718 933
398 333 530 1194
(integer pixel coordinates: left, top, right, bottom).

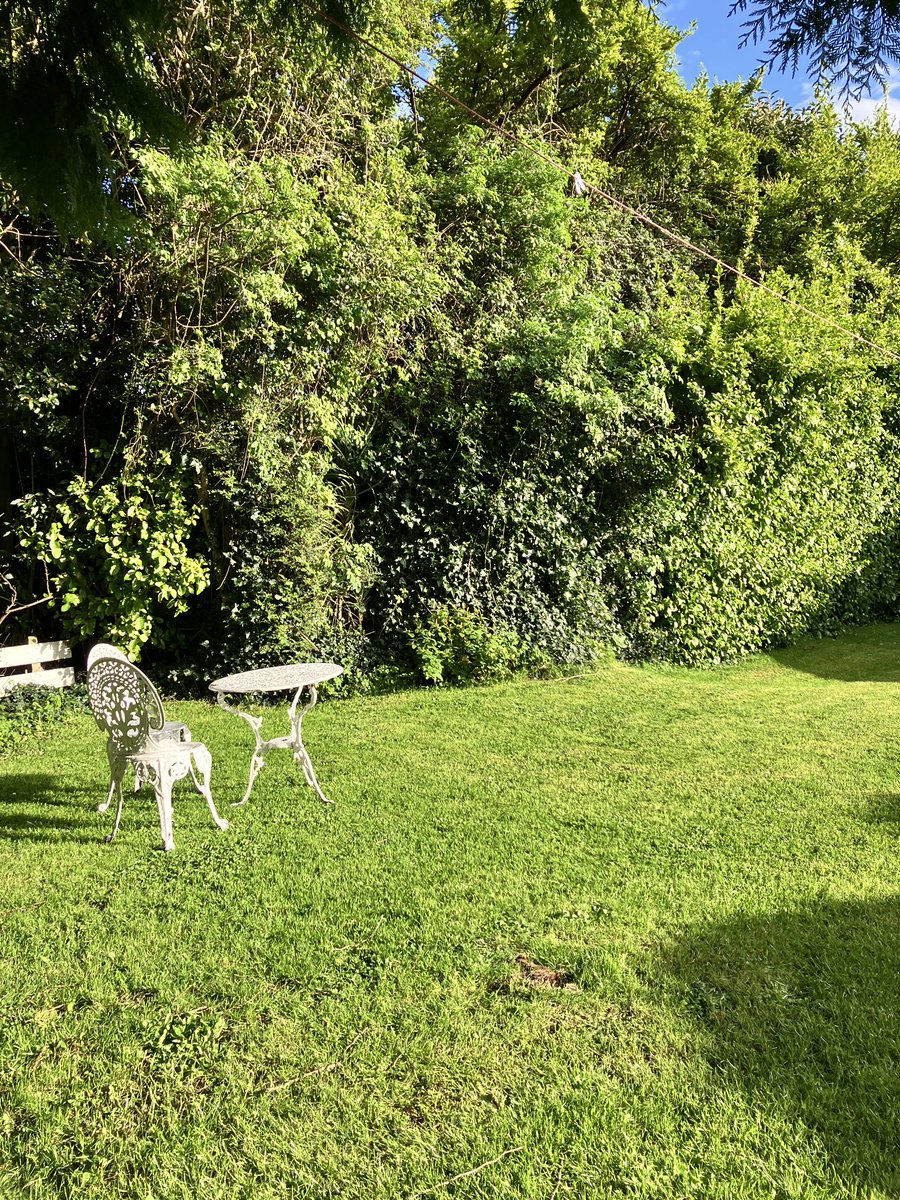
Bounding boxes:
299 0 900 364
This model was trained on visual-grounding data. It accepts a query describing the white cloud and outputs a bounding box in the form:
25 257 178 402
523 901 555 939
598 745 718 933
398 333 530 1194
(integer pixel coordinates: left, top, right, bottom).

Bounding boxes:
790 74 900 125
844 92 900 126
809 70 900 126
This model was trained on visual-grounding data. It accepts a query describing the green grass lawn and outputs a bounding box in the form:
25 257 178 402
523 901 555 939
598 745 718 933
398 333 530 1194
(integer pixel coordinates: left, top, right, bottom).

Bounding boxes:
2 625 900 1199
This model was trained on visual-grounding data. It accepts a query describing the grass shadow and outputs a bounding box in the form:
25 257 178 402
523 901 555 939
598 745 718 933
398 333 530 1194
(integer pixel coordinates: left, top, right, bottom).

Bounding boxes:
863 792 900 828
0 811 97 841
0 773 98 841
661 896 900 1193
769 622 900 683
0 772 76 807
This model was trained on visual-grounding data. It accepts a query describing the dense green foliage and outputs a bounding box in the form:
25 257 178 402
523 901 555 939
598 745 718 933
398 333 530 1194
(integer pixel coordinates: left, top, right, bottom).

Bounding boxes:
2 0 896 238
0 683 88 754
3 0 900 684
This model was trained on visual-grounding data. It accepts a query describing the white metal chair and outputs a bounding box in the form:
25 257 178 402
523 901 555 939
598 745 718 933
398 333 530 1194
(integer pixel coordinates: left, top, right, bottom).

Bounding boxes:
86 655 229 851
87 642 192 814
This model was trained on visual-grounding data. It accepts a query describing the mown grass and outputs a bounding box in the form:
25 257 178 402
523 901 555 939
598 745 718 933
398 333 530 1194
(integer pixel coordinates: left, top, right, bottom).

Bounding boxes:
2 625 900 1198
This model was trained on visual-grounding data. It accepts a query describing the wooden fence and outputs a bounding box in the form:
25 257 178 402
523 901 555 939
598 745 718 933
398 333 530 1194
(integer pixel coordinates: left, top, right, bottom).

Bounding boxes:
0 637 74 695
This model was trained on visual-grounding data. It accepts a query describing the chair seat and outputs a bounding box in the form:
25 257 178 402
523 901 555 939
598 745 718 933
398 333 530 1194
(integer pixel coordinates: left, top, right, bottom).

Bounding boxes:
129 739 206 763
161 720 191 742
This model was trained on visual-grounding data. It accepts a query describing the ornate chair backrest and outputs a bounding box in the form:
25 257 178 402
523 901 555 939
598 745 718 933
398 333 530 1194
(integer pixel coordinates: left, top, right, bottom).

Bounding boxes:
86 656 166 754
87 642 129 671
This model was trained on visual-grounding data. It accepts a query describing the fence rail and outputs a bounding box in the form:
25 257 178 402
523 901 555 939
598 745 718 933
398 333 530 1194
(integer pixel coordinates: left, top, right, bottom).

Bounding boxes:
0 637 74 695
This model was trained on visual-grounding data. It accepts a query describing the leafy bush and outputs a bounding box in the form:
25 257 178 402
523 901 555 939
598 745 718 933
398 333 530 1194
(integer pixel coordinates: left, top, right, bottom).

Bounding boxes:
407 605 527 685
0 685 89 755
14 460 208 659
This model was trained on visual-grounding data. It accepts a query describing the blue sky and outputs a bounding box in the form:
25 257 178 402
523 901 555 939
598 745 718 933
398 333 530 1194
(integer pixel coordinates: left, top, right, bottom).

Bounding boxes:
663 0 900 119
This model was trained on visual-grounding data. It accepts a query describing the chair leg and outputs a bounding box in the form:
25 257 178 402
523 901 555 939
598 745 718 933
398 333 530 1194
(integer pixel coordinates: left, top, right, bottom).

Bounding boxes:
191 746 229 832
100 744 124 813
97 779 116 814
155 771 175 852
187 742 207 798
105 772 127 844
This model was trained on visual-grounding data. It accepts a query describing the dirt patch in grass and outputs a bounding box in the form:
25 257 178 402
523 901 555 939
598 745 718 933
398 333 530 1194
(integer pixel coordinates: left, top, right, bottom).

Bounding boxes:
514 955 579 991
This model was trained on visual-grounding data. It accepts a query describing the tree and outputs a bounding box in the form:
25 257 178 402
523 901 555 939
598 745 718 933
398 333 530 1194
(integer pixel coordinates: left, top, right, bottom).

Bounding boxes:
0 0 183 232
730 0 900 98
0 0 585 233
0 0 382 233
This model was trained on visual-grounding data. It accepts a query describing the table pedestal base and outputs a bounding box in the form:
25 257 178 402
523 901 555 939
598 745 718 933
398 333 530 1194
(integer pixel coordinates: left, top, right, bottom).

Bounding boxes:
217 684 334 807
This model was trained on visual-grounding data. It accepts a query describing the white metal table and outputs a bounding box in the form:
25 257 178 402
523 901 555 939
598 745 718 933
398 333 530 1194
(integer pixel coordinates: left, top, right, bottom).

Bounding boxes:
208 663 343 807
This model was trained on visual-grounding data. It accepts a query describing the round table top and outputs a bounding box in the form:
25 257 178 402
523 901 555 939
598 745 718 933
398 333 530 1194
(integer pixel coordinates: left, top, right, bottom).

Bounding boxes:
208 663 343 694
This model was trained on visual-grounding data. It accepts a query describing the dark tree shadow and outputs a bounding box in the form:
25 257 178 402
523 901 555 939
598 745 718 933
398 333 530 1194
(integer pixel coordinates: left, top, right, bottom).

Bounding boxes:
863 792 900 828
769 622 900 683
0 773 74 806
662 897 900 1193
0 773 97 841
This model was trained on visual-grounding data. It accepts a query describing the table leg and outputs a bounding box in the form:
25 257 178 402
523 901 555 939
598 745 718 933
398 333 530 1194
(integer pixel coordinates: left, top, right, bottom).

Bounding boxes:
217 692 267 806
217 685 335 807
239 750 267 806
288 684 335 805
